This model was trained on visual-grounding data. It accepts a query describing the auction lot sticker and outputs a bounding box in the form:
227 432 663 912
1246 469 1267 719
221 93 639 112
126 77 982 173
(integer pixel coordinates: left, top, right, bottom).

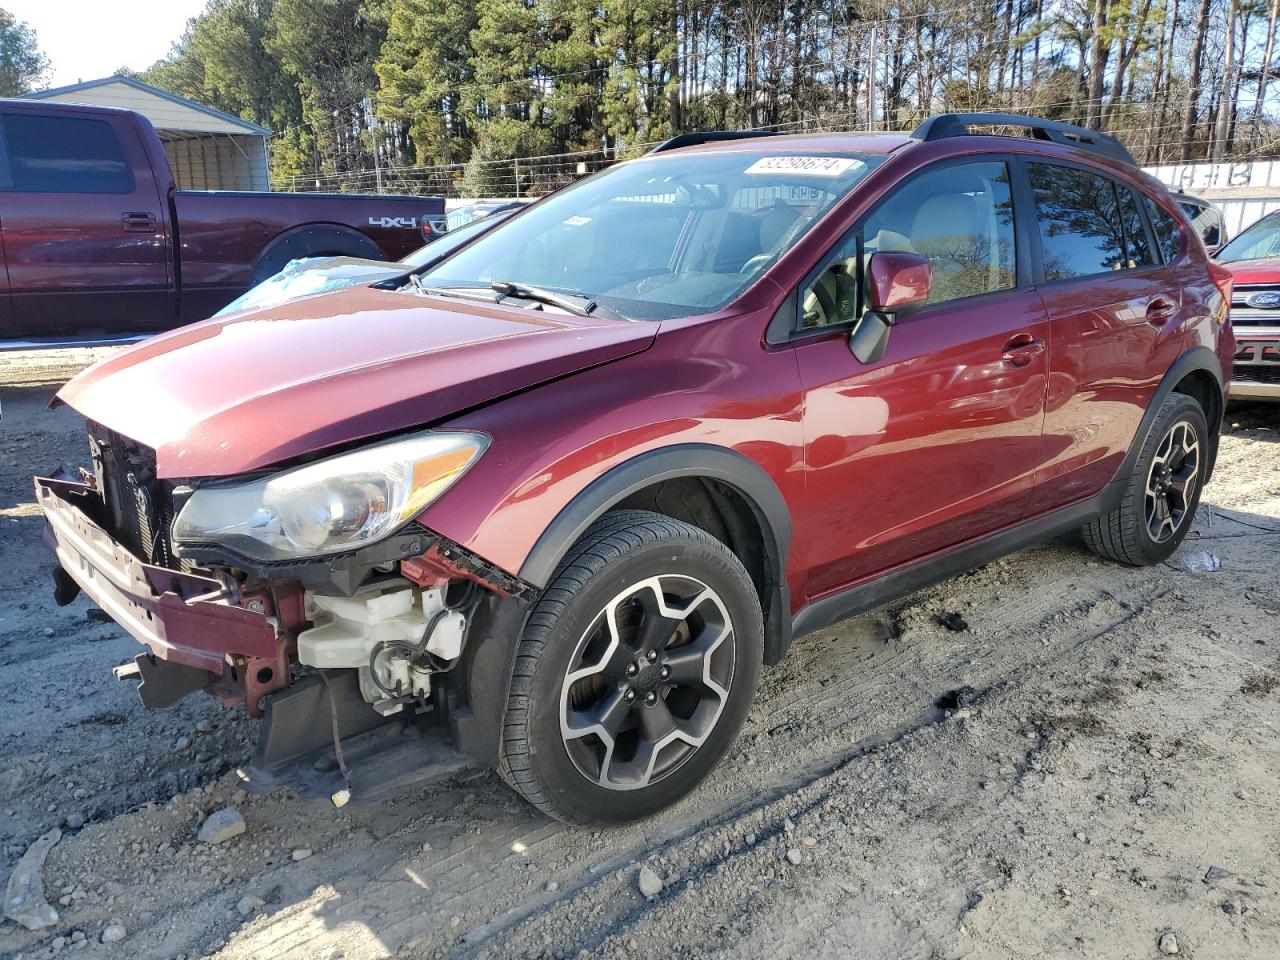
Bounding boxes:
744 156 861 177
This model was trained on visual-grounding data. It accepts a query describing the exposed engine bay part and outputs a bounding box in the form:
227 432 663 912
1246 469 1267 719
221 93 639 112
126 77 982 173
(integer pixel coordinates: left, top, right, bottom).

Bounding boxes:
401 537 538 601
113 653 218 709
296 582 468 714
238 672 469 804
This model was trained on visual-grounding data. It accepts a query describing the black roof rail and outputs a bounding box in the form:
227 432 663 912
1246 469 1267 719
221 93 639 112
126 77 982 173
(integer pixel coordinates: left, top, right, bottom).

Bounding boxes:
648 130 783 154
912 112 1137 167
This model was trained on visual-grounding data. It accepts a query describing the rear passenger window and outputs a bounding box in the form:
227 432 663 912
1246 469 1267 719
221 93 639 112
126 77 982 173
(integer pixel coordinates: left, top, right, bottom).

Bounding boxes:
0 114 134 194
1029 163 1127 280
1144 197 1184 263
1116 186 1154 268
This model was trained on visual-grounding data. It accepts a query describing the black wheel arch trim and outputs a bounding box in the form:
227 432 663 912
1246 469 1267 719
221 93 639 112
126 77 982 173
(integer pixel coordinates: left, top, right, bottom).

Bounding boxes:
518 443 794 663
1103 344 1224 508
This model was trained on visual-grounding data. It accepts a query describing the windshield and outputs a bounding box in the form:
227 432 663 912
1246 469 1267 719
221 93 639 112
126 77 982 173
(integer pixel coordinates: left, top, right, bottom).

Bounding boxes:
419 150 882 320
1217 212 1280 262
399 210 515 268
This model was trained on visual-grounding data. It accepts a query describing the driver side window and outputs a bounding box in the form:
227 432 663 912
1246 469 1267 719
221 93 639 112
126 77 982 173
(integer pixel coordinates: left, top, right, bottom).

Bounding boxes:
800 160 1017 330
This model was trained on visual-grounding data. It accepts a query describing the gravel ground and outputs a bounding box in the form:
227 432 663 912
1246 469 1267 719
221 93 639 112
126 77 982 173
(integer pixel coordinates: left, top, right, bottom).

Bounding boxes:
1 348 1278 960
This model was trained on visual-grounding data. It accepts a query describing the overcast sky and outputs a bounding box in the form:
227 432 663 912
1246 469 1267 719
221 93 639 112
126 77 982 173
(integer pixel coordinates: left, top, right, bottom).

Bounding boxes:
7 0 208 88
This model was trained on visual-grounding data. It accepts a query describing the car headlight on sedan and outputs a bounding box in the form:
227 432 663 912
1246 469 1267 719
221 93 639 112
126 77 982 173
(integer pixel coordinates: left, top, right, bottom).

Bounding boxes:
172 431 488 561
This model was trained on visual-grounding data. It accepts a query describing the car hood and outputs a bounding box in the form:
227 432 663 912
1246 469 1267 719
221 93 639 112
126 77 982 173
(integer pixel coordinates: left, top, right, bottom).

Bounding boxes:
58 286 657 478
1220 255 1280 285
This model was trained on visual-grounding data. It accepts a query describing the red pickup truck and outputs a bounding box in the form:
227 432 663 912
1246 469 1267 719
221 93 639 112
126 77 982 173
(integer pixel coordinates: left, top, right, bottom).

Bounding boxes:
0 99 445 344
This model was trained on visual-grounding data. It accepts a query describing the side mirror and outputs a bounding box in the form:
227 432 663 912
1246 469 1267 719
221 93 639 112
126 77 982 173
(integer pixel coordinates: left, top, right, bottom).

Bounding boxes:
849 251 932 364
867 250 932 312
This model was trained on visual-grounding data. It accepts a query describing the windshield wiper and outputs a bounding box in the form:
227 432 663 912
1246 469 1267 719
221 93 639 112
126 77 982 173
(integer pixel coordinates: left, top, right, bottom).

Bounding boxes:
490 280 599 318
406 276 497 303
408 277 628 320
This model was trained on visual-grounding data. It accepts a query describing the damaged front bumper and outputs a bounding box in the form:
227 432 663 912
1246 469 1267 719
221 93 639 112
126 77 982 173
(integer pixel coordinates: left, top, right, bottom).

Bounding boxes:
34 475 278 703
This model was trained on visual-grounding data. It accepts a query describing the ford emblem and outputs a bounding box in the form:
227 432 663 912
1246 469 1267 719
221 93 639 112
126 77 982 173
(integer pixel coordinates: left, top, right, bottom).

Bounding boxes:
1245 290 1280 309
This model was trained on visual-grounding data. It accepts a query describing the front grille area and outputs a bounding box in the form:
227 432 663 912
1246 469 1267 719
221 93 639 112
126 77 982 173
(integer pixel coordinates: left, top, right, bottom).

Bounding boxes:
1230 287 1280 327
87 423 183 569
1233 339 1280 385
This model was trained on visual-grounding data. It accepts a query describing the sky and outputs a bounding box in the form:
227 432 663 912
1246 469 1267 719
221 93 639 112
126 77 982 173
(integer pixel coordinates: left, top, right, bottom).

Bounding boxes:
7 0 208 88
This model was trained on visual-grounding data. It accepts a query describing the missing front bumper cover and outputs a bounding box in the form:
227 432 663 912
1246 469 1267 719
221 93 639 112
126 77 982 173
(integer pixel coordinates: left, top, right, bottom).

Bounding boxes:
35 475 277 677
113 653 218 709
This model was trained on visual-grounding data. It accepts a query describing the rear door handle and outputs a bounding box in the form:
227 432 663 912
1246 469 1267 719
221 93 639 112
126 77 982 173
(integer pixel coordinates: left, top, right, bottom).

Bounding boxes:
121 212 158 232
1002 333 1046 367
1146 297 1177 325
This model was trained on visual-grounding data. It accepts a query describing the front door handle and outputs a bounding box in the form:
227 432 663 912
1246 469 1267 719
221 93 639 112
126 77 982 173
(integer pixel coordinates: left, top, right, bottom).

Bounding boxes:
1002 333 1046 367
121 212 158 232
1146 297 1177 325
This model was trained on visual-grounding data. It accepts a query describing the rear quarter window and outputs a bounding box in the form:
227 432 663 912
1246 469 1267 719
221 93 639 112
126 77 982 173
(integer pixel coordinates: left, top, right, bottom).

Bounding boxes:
0 114 134 194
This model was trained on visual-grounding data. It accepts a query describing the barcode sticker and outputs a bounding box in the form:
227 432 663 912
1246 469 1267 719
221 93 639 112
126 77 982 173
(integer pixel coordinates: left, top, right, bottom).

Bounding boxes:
744 156 862 177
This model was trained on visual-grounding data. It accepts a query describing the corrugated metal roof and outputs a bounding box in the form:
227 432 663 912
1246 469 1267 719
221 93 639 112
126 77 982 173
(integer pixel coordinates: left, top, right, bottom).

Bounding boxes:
23 76 272 137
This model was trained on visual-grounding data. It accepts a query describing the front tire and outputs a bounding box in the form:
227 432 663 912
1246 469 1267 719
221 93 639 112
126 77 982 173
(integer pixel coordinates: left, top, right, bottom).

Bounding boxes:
498 510 763 824
1082 393 1208 565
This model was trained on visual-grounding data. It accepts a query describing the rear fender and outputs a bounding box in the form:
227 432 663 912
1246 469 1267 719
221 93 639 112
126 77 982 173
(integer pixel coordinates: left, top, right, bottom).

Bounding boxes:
251 224 385 285
1104 345 1225 506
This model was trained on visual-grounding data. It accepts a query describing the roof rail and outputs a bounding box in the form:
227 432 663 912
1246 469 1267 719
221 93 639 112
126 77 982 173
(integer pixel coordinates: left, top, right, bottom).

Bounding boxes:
648 130 783 154
912 113 1137 167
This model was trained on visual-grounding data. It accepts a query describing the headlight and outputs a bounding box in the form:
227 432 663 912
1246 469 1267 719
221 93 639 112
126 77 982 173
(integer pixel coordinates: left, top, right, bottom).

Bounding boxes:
172 431 487 561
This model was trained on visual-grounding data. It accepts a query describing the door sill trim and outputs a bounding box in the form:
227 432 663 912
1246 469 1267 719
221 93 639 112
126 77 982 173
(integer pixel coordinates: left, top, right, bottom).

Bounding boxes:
791 494 1104 640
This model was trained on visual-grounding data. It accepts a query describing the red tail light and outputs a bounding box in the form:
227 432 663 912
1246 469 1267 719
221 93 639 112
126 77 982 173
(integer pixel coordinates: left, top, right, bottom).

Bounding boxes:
420 216 448 243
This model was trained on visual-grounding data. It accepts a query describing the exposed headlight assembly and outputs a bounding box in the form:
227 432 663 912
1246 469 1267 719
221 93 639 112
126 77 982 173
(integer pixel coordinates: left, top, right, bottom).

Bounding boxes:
172 431 487 562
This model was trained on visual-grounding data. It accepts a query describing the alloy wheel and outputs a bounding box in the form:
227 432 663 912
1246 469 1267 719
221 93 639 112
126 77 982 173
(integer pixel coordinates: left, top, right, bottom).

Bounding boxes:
1145 420 1200 543
559 575 735 791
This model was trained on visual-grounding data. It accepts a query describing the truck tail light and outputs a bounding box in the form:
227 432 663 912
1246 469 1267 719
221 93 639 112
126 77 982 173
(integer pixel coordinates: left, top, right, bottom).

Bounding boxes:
1207 262 1234 324
420 217 448 243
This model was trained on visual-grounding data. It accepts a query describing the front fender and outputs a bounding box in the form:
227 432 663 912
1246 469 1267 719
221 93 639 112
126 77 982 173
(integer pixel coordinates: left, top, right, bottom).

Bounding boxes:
517 442 792 589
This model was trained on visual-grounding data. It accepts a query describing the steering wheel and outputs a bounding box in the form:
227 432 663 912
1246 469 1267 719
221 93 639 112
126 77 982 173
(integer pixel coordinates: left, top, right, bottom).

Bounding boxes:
739 253 773 275
803 276 841 327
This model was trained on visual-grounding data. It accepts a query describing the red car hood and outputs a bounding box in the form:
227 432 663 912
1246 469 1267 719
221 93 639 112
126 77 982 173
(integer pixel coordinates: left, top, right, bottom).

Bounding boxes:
1220 255 1280 284
58 286 657 478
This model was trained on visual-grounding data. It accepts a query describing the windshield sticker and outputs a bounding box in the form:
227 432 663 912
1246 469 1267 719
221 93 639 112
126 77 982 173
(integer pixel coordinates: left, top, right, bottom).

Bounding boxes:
563 215 592 226
744 156 862 177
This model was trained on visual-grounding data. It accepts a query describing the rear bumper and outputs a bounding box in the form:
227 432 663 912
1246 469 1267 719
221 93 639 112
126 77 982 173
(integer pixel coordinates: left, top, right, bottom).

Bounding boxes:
34 476 276 674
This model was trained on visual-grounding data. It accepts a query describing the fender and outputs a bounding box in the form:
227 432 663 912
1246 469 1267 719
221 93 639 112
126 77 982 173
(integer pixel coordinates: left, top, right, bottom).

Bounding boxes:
250 223 386 285
1101 344 1225 510
450 445 794 764
519 443 794 663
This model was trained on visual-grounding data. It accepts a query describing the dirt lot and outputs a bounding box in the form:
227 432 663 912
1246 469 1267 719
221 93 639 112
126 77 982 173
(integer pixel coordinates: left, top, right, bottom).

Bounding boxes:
1 348 1278 960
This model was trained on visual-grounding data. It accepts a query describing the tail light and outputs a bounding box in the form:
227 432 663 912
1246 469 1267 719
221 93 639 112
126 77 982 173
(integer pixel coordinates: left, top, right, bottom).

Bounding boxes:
1207 262 1234 324
420 216 448 243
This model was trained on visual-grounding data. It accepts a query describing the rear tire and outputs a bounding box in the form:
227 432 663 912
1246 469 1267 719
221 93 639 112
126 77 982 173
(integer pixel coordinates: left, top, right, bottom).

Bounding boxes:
1082 393 1208 566
497 510 763 824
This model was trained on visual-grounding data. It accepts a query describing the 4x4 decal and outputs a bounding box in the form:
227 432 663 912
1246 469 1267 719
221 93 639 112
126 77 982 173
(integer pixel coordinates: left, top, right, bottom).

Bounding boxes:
369 215 418 229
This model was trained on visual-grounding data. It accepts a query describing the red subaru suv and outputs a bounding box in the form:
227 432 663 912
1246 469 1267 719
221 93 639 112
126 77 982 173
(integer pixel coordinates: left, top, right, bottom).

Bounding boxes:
36 114 1234 824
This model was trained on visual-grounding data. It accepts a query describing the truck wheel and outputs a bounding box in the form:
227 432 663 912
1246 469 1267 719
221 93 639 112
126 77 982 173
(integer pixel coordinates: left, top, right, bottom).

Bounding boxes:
498 510 763 824
250 229 384 285
1082 393 1208 566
